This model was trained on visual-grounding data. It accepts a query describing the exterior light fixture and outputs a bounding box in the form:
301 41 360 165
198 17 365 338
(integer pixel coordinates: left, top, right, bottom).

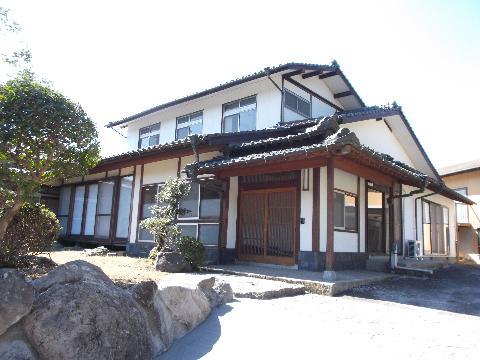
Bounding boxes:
302 168 310 191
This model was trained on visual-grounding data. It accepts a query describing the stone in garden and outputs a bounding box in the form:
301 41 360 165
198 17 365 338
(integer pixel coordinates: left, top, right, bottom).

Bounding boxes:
0 270 34 336
197 277 234 307
155 251 191 273
24 261 151 360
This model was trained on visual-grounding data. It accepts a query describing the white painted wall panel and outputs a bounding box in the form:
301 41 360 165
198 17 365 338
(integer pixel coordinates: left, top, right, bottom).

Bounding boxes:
143 158 178 185
334 168 357 194
227 177 238 249
344 119 415 167
300 169 313 251
129 164 142 244
126 77 282 151
334 231 358 252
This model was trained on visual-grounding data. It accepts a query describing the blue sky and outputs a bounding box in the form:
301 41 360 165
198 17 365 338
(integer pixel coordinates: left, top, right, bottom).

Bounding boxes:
1 0 479 168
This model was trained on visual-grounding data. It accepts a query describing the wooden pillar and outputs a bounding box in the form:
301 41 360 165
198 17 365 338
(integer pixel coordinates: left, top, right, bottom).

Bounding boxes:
389 186 395 252
312 168 320 252
325 158 335 274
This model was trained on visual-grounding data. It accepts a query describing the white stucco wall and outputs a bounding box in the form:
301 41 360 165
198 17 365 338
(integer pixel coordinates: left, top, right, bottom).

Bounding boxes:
300 169 313 251
125 76 283 150
226 177 238 249
343 119 415 167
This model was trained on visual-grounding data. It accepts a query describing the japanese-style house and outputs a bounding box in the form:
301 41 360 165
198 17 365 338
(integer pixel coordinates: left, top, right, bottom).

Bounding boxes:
50 62 472 274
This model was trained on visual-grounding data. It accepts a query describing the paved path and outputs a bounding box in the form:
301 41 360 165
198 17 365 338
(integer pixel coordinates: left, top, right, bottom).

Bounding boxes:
160 293 480 360
345 264 480 316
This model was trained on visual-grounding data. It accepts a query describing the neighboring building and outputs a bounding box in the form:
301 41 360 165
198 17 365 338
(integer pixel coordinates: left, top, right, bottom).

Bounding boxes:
439 160 480 259
51 62 471 272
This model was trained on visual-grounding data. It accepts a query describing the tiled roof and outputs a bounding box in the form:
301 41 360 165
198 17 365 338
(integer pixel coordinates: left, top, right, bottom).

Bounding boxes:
106 61 364 128
337 103 402 123
184 116 473 205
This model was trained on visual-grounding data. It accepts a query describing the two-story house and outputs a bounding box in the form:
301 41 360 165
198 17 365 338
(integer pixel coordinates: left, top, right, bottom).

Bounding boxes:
439 160 480 260
52 61 471 274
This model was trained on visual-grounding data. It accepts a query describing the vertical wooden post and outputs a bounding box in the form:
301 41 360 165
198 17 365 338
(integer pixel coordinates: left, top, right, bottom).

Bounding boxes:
312 168 320 252
389 186 395 252
219 179 230 251
325 157 335 278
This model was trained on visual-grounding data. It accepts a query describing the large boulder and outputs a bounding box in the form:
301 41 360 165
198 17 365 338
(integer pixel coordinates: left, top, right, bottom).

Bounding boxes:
23 260 151 360
0 270 34 336
197 277 234 308
0 340 36 360
155 251 191 273
131 279 213 349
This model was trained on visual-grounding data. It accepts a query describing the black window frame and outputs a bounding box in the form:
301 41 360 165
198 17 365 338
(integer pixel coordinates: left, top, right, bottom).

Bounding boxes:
221 95 257 133
175 111 203 140
283 89 312 118
138 123 161 149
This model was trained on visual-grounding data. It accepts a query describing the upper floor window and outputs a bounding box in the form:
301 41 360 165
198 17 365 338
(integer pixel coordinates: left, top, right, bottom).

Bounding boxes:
284 89 311 119
138 123 160 149
222 95 256 133
176 111 203 140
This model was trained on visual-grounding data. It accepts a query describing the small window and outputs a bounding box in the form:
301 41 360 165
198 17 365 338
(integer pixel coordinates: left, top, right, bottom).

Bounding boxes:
222 96 256 133
138 123 161 149
284 89 311 118
179 183 200 218
334 190 357 231
176 111 203 140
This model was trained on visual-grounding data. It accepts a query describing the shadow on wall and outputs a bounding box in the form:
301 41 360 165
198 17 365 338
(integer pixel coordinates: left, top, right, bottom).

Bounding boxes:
160 303 235 359
341 264 480 317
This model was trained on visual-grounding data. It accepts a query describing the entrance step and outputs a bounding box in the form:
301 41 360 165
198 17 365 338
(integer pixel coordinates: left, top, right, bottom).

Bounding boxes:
366 257 389 272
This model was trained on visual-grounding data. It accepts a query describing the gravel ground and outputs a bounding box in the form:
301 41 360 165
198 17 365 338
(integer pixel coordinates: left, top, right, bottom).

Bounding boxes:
344 264 480 316
161 294 480 360
36 250 167 287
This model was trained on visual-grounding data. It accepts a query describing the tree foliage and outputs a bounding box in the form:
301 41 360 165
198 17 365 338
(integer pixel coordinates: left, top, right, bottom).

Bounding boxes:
0 202 60 267
141 177 191 253
0 72 100 239
176 236 207 269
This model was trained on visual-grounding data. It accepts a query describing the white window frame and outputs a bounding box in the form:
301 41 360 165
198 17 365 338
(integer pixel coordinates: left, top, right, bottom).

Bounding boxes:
177 222 220 248
222 95 257 133
138 123 161 149
283 89 311 118
176 111 203 140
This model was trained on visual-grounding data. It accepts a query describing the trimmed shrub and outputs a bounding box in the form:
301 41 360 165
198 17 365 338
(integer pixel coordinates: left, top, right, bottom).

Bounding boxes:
0 203 60 267
176 236 207 269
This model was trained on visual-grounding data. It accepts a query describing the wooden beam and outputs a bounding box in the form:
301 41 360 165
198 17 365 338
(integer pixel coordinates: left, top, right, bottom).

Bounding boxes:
334 90 353 99
312 168 320 252
284 77 343 111
333 157 395 188
326 158 335 271
282 69 305 78
319 70 340 79
215 156 328 179
302 70 323 79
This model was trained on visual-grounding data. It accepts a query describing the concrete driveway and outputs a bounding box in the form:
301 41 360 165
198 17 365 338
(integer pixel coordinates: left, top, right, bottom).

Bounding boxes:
344 264 480 316
161 264 480 359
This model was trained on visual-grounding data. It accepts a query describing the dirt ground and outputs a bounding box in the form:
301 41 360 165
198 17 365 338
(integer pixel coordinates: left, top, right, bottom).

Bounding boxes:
25 250 167 288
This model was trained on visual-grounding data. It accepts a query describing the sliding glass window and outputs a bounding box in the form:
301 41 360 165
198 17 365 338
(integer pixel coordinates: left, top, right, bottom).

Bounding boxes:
58 187 72 235
95 180 114 238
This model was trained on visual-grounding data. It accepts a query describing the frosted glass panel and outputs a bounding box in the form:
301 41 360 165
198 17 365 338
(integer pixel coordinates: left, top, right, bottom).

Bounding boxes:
71 186 85 235
97 180 114 214
95 216 111 238
58 187 71 216
115 177 133 238
84 184 98 235
59 217 68 236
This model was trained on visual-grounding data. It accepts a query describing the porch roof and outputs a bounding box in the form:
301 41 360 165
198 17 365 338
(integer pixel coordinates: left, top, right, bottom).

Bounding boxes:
185 117 473 205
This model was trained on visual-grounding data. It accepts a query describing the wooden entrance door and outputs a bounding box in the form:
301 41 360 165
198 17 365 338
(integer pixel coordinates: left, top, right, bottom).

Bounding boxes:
238 188 296 265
